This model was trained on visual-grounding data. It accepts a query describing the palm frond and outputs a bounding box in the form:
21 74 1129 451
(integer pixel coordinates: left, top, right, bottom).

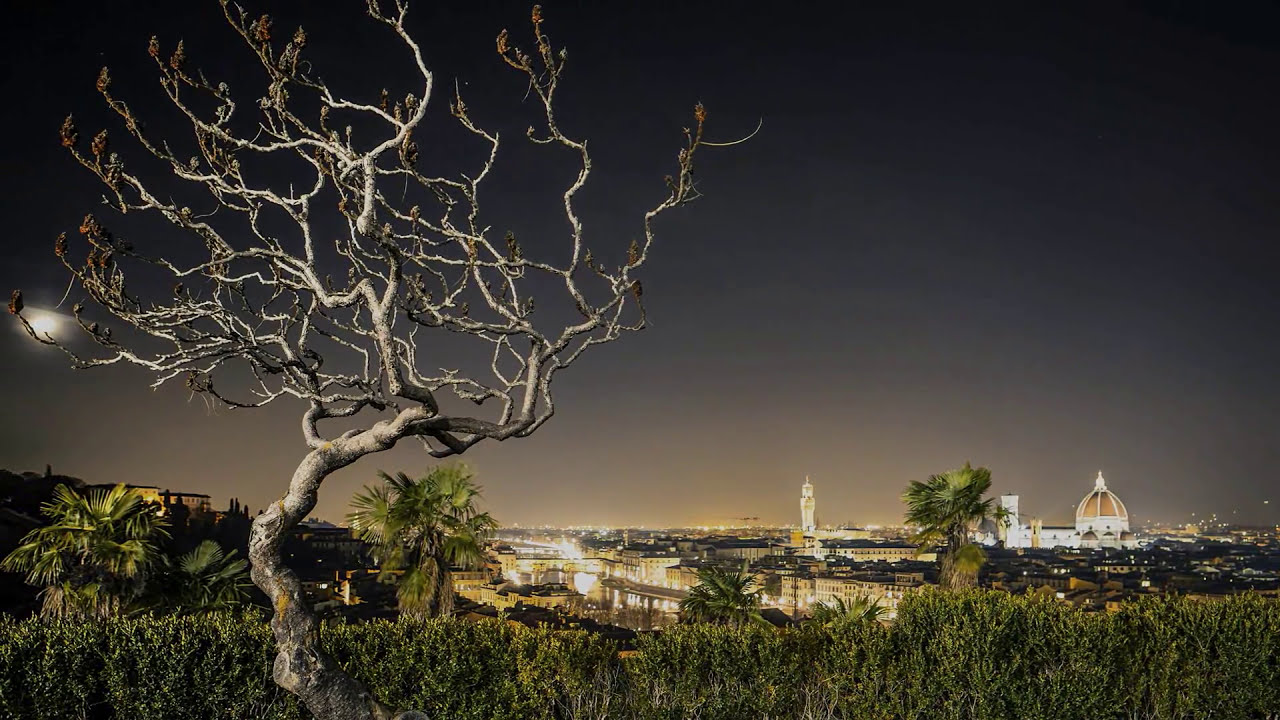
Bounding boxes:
902 463 999 589
2 484 164 618
351 463 497 619
679 565 766 627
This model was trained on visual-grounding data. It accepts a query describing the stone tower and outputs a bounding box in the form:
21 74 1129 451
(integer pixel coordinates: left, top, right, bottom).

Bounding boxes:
800 476 816 532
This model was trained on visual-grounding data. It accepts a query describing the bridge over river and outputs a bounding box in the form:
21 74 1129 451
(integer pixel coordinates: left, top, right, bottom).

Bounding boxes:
498 540 685 629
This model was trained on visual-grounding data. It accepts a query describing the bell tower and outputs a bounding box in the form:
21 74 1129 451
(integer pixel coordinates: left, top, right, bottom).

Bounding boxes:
800 476 816 532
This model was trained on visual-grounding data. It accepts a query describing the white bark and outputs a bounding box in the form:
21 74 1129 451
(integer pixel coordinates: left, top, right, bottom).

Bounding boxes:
10 2 736 717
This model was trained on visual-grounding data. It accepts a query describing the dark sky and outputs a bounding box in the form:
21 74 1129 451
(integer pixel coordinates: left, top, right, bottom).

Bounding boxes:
2 1 1279 528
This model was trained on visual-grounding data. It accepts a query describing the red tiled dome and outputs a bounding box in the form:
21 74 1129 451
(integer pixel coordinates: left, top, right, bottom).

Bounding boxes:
1076 472 1128 521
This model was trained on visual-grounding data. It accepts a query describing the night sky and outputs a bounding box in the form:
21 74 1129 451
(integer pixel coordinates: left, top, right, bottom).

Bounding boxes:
2 1 1279 528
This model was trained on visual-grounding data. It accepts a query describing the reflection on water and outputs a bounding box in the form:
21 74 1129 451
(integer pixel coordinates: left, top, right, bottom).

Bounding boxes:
506 566 691 627
575 573 679 630
572 571 598 596
512 569 678 630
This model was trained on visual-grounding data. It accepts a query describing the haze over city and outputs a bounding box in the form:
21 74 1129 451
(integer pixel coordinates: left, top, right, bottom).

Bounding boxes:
3 0 1279 528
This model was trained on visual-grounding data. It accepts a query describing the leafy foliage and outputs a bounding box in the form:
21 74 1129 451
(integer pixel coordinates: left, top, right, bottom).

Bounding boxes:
331 619 618 719
1 592 1278 719
347 464 497 619
809 595 886 628
625 621 826 719
1 485 251 619
146 540 252 614
678 564 767 627
0 484 167 618
903 462 1006 589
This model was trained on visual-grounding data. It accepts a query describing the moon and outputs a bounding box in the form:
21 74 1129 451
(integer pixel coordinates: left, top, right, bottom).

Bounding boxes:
27 312 60 338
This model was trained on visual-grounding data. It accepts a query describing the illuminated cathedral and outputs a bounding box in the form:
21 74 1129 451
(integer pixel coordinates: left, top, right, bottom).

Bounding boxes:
996 472 1139 550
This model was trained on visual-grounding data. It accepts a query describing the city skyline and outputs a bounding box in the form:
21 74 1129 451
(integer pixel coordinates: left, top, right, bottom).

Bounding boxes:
2 5 1278 720
3 1 1280 528
5 463 1265 532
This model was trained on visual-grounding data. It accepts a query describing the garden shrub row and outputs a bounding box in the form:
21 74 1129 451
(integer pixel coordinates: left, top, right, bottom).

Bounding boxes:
1 590 1277 720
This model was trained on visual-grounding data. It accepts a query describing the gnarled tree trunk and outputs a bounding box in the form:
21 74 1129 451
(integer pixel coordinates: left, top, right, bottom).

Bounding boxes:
249 427 426 720
18 1 716 716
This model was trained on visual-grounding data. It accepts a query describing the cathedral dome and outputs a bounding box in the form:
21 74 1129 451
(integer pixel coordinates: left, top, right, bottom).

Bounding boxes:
1076 472 1128 521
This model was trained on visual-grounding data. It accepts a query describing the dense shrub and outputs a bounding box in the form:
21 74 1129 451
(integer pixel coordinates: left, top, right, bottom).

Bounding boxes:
0 612 295 720
0 592 1277 720
329 619 618 719
623 621 828 719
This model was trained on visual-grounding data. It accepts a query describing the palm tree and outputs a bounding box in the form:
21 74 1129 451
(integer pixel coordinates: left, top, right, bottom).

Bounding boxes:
902 462 1006 590
151 540 251 613
347 465 497 619
809 595 886 627
1 483 167 618
678 564 768 626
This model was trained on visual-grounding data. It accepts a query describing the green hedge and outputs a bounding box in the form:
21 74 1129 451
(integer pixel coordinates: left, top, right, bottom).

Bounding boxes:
1 591 1277 720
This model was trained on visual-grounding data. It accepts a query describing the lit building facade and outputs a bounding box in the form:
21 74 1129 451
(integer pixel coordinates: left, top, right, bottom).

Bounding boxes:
697 540 780 563
999 472 1138 550
99 485 214 516
800 477 816 532
619 548 682 585
812 540 934 563
780 573 816 611
812 572 924 619
1075 472 1137 549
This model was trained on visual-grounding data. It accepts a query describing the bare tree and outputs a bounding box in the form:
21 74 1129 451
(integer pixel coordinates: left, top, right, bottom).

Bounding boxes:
10 2 741 718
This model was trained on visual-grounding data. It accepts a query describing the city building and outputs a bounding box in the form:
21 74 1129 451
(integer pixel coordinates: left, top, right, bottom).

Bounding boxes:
86 484 215 516
812 539 935 563
1075 472 1138 549
812 571 925 619
696 539 782 563
780 573 816 611
294 519 369 567
163 490 213 513
618 547 682 585
999 472 1139 550
484 582 583 611
664 562 704 591
800 476 816 532
451 568 493 600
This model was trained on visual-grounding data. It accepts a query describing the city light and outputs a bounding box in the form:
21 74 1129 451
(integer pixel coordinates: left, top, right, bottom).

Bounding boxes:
572 572 597 595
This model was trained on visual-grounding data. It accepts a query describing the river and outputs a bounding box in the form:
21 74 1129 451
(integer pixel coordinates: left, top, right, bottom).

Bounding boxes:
511 568 681 630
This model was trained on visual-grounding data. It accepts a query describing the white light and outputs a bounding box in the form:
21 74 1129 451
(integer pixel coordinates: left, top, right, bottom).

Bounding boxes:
28 312 60 338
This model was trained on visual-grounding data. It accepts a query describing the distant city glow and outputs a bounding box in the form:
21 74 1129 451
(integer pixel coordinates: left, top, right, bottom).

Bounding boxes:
556 541 583 560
